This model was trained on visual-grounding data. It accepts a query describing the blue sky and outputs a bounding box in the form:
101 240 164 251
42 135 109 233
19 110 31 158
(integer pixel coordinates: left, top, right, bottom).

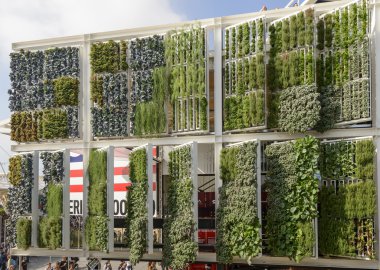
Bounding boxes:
0 0 288 167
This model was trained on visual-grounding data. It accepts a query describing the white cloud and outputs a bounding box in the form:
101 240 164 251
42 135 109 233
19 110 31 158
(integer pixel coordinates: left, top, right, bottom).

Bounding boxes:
0 0 184 159
0 0 184 63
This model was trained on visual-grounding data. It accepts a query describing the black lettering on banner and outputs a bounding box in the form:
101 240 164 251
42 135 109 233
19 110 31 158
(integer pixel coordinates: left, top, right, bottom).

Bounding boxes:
114 200 119 216
70 200 83 215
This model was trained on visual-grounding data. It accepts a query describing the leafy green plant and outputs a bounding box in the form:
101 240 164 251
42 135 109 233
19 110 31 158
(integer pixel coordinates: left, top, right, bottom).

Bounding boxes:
279 84 321 133
86 149 108 251
39 217 61 249
8 156 22 186
216 142 261 264
53 77 79 107
305 9 314 46
16 218 31 250
47 184 62 218
90 41 121 73
265 136 319 262
126 149 147 265
42 109 68 139
163 146 197 270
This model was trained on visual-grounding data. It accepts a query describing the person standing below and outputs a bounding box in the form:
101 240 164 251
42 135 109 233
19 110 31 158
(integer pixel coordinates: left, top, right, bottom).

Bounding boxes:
21 258 27 270
60 257 68 270
126 261 132 270
54 262 60 270
103 260 112 270
45 262 53 270
6 255 15 270
117 261 125 270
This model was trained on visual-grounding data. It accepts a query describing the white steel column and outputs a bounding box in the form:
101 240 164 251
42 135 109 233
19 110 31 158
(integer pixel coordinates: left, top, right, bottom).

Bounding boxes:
82 34 91 252
107 146 115 252
256 140 262 256
146 144 154 254
191 142 199 244
214 18 223 209
373 0 380 263
62 149 71 249
31 151 39 247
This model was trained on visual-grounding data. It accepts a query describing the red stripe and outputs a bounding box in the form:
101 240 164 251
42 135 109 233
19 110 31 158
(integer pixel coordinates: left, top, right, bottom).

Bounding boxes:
70 165 156 177
114 167 129 175
70 170 83 178
69 182 157 193
70 185 83 192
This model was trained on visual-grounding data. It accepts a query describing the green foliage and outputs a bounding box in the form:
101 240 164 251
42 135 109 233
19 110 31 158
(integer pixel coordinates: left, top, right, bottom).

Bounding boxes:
46 184 62 218
39 217 61 249
265 136 319 262
355 140 374 180
282 19 290 52
8 156 22 186
315 86 340 133
279 84 321 133
305 9 314 46
163 146 197 270
10 111 40 142
316 20 325 50
90 40 121 73
257 19 264 52
53 77 79 107
216 142 261 264
242 23 250 56
290 15 297 48
126 149 147 265
88 149 107 216
90 75 104 106
16 218 31 250
225 29 230 60
297 12 305 46
86 149 108 251
85 215 108 251
42 109 68 139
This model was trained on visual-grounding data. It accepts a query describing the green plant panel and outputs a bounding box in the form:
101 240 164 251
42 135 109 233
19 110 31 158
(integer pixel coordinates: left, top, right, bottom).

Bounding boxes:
163 146 197 270
42 109 69 140
46 184 63 218
90 41 122 73
16 218 31 250
216 141 261 264
53 77 79 107
39 217 62 249
265 136 319 262
8 156 22 186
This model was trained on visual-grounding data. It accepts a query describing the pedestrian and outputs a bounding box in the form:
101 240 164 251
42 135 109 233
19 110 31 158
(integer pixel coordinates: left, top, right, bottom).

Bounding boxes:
118 260 125 270
6 255 15 270
54 261 60 270
45 262 53 270
126 260 132 270
68 262 75 270
21 257 27 270
103 260 112 270
60 257 68 270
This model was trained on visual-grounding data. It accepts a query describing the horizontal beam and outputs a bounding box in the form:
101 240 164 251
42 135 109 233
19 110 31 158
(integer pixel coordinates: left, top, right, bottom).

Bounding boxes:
11 127 380 152
10 248 378 269
11 0 354 50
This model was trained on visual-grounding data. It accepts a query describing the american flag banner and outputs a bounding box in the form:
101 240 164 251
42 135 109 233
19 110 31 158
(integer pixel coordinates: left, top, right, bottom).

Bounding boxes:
69 147 157 217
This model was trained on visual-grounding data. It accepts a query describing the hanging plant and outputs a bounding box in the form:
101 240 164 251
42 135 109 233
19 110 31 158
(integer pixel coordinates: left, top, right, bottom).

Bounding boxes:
265 136 319 262
16 218 31 250
163 146 197 270
216 141 261 264
126 149 148 265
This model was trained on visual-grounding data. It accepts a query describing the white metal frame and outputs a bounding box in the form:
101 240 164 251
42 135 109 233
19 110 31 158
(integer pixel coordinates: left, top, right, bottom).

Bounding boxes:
7 0 380 268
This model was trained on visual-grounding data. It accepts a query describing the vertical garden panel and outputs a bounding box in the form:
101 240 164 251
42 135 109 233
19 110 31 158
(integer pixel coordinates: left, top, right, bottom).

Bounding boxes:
317 0 371 126
130 36 167 136
318 137 375 259
163 142 198 270
125 143 154 264
224 18 266 132
166 27 208 133
90 41 129 138
9 47 80 142
267 9 329 133
39 150 64 250
216 140 261 264
264 136 319 262
7 153 34 249
85 148 108 251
